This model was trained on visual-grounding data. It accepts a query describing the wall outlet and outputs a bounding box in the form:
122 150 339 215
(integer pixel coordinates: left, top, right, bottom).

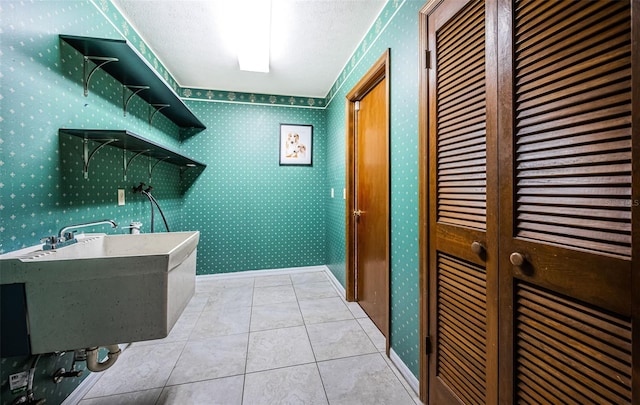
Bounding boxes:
117 189 125 206
9 371 28 394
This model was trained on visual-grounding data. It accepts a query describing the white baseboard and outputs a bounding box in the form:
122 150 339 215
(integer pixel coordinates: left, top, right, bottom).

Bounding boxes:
390 348 420 396
322 266 346 297
196 265 329 281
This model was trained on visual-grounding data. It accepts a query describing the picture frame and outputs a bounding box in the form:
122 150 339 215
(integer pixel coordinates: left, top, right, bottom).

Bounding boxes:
279 124 313 166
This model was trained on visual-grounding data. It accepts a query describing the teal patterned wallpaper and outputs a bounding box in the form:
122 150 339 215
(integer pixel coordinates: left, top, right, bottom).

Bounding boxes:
179 100 327 273
323 0 422 377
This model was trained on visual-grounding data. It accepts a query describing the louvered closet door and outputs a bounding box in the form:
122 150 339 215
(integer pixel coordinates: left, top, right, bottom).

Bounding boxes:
426 0 498 403
498 0 635 403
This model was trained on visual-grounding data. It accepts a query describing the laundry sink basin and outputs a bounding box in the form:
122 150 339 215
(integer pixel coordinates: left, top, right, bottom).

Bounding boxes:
0 231 199 354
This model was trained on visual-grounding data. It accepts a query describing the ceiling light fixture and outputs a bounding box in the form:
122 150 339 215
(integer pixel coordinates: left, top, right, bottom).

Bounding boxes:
237 0 272 73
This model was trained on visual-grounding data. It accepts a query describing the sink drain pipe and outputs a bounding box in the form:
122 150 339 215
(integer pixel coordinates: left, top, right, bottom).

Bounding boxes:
85 345 121 372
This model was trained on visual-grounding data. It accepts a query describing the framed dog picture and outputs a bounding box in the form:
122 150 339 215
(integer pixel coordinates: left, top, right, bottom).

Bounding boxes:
279 124 313 166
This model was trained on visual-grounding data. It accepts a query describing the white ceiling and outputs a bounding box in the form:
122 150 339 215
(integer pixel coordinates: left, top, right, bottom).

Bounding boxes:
111 0 387 98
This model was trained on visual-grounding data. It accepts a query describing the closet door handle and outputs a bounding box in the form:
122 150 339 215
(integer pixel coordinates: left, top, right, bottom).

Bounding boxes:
510 252 526 266
471 241 485 255
353 209 364 218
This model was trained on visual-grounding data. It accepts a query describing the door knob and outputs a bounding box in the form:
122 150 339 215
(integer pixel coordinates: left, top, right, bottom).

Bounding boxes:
353 209 364 218
471 241 485 255
510 252 525 266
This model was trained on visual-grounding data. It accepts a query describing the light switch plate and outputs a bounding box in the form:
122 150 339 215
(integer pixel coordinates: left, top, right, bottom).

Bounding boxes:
331 188 334 198
117 189 125 206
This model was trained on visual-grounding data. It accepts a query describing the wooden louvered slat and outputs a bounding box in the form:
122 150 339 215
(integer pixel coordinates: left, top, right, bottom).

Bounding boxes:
518 204 630 220
518 310 631 375
515 1 620 55
518 341 622 404
518 196 631 208
517 70 630 117
518 223 628 244
518 22 630 82
439 285 486 327
436 0 486 231
516 2 627 61
438 89 484 122
517 129 630 152
439 299 486 346
517 92 629 130
437 253 487 404
437 0 484 59
438 72 484 107
516 152 630 171
517 213 630 233
515 283 632 404
438 33 484 82
439 320 485 369
513 0 631 259
517 356 586 405
515 106 630 139
440 172 487 182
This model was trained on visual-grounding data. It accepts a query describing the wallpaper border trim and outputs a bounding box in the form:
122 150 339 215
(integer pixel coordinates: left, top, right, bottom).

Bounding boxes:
181 89 326 109
324 0 406 107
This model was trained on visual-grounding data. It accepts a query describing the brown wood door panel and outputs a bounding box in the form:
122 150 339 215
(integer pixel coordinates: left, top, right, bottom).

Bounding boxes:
509 238 631 316
435 225 487 267
426 0 498 403
513 281 632 404
356 76 389 335
498 0 634 402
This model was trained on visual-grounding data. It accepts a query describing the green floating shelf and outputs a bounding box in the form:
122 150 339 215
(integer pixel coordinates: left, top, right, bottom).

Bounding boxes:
60 34 206 130
60 129 206 182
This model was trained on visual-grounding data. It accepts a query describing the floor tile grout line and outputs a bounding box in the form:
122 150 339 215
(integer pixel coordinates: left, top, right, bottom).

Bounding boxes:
240 277 259 404
293 273 334 405
151 337 190 404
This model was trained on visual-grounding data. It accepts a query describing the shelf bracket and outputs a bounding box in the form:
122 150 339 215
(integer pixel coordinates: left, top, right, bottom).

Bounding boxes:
83 56 119 97
83 138 117 179
123 85 150 116
179 164 198 181
148 156 171 184
123 149 150 181
149 104 170 125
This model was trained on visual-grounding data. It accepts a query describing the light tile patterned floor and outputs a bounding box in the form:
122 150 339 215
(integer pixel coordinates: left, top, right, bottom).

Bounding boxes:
78 270 421 405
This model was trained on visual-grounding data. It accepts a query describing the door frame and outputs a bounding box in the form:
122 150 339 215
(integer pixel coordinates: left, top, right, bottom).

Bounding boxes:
417 3 432 403
345 49 391 350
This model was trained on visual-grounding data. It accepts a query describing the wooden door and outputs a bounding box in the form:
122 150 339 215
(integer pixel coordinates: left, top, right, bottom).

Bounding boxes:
421 0 637 403
425 0 498 403
498 0 635 402
355 76 389 336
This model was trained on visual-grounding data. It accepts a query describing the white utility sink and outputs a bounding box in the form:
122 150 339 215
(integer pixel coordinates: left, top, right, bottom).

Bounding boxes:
0 231 199 354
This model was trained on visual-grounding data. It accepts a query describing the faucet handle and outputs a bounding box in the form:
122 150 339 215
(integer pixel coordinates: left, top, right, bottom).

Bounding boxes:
41 235 57 244
63 230 77 241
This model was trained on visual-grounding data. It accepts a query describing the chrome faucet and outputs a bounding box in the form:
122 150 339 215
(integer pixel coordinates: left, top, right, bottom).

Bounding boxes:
41 219 118 250
58 219 118 240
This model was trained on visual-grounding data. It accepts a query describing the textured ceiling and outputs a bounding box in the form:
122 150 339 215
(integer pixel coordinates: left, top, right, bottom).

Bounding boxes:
111 0 387 98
